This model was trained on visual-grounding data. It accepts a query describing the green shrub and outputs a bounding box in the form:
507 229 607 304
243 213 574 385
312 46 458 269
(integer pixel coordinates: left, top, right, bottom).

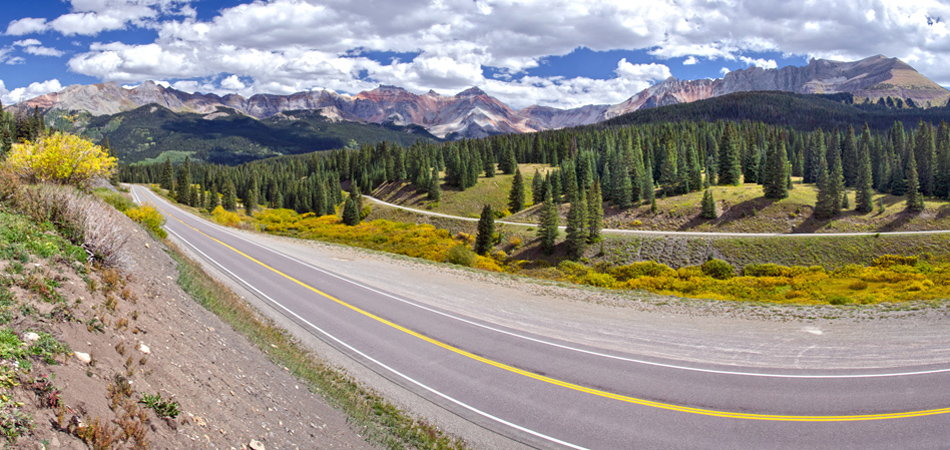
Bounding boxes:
610 261 675 281
445 244 475 267
557 260 590 277
139 393 180 418
93 188 135 212
124 205 167 239
701 259 735 280
871 254 919 268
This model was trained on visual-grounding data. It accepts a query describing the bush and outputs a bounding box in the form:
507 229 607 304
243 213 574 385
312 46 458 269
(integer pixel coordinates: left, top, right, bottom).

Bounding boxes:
93 188 135 212
871 254 919 268
445 244 475 267
743 263 808 278
11 185 128 267
211 205 242 227
557 260 590 277
610 261 674 281
701 259 735 280
5 133 116 189
124 205 167 239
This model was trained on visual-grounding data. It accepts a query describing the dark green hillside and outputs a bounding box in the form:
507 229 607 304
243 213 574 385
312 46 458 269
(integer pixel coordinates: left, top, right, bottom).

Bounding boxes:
77 105 438 165
601 91 950 131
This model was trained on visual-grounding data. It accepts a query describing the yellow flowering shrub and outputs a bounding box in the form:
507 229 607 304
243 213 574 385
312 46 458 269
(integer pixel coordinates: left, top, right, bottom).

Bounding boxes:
124 204 167 238
5 133 116 189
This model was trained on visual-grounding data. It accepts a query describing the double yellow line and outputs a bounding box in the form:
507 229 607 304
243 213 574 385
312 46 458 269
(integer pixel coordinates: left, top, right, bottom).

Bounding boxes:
153 192 950 422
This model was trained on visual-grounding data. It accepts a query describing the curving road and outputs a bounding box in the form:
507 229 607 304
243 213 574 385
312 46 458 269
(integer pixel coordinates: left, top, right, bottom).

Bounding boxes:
131 185 950 449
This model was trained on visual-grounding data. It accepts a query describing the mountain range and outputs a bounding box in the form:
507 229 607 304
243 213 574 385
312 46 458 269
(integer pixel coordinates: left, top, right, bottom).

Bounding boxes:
13 54 950 140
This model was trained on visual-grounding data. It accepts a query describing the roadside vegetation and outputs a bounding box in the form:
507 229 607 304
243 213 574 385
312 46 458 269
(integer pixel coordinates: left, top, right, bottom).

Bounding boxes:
3 108 470 449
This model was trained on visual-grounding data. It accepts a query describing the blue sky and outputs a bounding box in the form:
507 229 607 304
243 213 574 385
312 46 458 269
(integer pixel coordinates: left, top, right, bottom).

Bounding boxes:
2 1 949 109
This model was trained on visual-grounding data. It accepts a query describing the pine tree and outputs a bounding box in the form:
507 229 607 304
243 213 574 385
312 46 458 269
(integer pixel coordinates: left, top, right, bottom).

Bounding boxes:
587 180 603 243
814 154 836 220
537 189 559 255
700 189 717 219
718 123 742 185
160 157 174 191
565 189 587 259
936 121 950 199
427 167 441 201
508 168 525 212
842 126 858 187
222 179 237 211
616 160 633 209
342 196 361 225
531 169 545 204
855 141 874 213
176 157 191 204
207 184 219 212
245 177 258 217
762 137 789 199
642 157 656 204
474 205 495 255
905 154 924 212
484 155 495 178
828 147 845 213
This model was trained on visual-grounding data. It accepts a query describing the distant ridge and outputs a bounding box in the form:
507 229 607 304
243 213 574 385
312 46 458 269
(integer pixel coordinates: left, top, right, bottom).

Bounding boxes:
13 55 949 139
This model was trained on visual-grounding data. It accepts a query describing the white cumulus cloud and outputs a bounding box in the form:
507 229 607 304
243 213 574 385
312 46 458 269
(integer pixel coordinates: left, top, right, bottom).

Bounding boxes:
5 18 49 35
1 79 63 104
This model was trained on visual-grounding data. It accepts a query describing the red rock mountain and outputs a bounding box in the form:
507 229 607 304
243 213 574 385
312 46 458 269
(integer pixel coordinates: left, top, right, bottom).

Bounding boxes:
15 55 949 139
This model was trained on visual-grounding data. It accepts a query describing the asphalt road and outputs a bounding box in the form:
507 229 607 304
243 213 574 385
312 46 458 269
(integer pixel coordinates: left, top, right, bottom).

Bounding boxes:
131 185 950 449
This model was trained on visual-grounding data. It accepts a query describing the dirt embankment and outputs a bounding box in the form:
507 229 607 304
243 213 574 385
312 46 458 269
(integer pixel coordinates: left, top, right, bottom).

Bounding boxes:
2 196 373 449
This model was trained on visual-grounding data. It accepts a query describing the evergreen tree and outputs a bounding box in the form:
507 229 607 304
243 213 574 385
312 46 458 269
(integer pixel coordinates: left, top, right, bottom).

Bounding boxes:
936 121 950 199
915 121 936 196
828 147 845 213
160 157 174 191
537 189 559 255
814 154 836 220
905 154 924 212
762 137 789 199
484 154 496 178
658 138 678 193
701 189 717 219
855 141 874 213
642 156 656 204
508 168 525 212
587 180 603 243
342 196 361 225
176 157 192 204
474 205 495 255
222 179 237 211
565 189 587 259
348 181 363 212
245 177 258 216
427 167 441 201
842 126 858 187
616 162 633 209
718 123 742 185
207 184 219 212
531 169 545 204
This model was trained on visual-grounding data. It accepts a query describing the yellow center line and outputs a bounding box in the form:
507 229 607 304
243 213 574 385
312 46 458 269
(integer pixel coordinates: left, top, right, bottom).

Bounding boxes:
146 189 950 422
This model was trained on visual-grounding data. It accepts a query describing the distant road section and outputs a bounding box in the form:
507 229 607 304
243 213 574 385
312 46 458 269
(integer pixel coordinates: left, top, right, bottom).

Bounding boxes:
133 185 950 449
366 195 950 238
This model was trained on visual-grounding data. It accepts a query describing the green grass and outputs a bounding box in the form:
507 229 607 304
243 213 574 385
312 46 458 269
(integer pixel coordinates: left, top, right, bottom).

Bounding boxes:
375 163 549 218
0 210 86 264
132 150 197 166
167 242 468 450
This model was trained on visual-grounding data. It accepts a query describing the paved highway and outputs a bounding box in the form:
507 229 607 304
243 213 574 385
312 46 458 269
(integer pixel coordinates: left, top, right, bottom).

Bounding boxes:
131 185 950 449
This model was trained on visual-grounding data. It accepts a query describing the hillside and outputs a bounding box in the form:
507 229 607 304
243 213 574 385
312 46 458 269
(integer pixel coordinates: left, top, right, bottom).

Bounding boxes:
600 90 950 131
55 104 438 165
0 181 373 449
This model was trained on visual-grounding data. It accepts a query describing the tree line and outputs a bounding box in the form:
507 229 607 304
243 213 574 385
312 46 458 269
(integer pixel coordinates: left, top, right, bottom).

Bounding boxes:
122 117 950 258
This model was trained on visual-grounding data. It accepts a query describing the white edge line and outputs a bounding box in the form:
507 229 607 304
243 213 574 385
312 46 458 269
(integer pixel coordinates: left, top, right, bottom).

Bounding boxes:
132 186 950 380
161 220 587 450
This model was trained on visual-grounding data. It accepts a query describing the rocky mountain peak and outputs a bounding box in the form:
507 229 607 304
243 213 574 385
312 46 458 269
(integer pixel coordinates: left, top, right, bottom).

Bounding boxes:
456 86 487 98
